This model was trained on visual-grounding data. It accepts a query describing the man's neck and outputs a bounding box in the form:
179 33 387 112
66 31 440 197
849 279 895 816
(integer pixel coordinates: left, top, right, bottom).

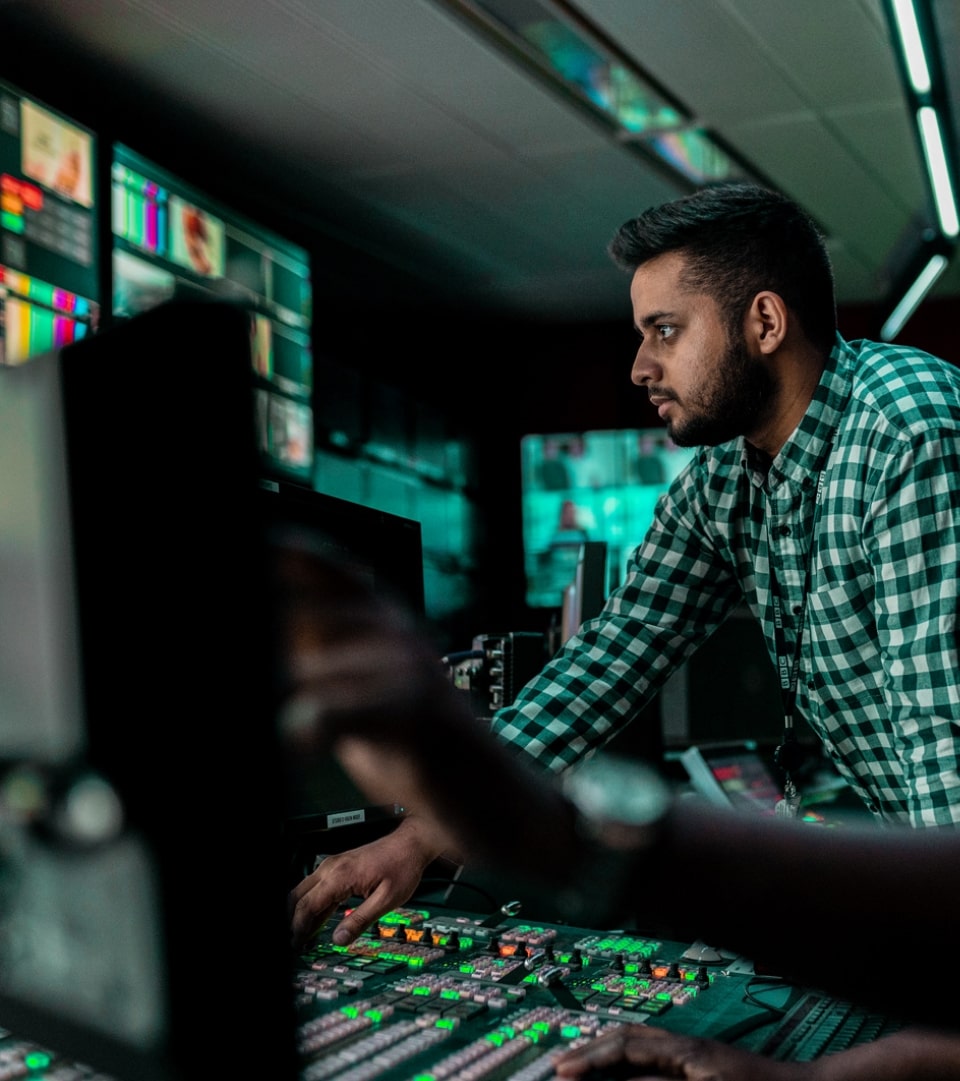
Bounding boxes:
747 345 827 458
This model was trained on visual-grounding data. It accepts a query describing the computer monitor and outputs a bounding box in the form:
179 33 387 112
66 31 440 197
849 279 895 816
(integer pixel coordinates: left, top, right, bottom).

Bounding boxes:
110 143 313 480
0 75 100 366
520 428 695 608
0 299 298 1080
559 540 608 645
259 481 427 861
259 480 426 622
680 741 784 816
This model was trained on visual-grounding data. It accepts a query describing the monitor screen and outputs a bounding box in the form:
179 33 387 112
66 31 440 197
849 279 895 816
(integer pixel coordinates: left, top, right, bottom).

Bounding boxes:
111 143 313 478
259 479 426 621
559 540 608 645
680 742 783 817
0 300 298 1081
0 76 100 366
258 481 427 857
520 428 695 608
0 334 86 764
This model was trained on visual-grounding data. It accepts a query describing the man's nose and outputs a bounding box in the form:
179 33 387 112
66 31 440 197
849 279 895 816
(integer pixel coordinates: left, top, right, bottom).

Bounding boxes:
631 345 659 386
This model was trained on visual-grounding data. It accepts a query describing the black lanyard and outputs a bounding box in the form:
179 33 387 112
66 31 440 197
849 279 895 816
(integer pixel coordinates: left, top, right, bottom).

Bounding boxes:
766 444 833 788
769 555 811 775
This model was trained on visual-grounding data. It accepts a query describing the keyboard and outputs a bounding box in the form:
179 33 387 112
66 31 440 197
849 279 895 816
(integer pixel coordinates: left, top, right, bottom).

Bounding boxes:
758 990 906 1061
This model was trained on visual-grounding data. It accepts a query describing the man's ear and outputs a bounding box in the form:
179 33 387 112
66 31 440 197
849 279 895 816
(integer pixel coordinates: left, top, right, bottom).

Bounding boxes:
745 291 788 355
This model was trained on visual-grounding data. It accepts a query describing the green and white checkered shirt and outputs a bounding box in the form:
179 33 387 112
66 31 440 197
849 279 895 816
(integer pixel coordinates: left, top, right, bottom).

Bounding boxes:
493 335 960 827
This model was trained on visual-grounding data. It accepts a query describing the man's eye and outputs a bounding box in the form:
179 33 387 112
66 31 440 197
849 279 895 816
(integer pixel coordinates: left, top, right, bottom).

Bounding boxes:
657 324 676 339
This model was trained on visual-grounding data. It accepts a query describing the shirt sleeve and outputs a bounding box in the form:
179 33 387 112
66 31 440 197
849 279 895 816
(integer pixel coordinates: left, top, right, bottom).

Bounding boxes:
869 431 960 825
490 459 743 773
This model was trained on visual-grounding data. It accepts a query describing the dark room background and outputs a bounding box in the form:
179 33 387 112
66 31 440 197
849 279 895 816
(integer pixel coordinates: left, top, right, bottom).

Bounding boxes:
2 22 956 663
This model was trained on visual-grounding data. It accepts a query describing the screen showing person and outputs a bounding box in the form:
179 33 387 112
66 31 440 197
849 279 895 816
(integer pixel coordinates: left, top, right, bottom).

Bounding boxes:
520 428 695 607
168 196 225 279
20 97 94 208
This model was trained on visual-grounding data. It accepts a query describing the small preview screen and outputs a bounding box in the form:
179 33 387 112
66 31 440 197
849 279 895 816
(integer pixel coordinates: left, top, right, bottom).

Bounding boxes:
0 78 100 366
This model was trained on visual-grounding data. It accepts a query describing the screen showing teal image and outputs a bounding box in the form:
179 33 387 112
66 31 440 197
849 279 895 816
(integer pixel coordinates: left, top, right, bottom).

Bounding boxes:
520 428 694 608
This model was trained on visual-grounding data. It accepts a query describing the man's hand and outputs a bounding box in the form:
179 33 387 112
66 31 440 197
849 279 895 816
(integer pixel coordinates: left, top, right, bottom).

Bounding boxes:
271 538 582 905
287 813 449 952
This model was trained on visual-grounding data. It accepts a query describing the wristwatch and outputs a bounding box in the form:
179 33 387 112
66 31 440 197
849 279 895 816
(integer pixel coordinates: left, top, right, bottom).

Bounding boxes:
557 752 674 926
564 751 673 840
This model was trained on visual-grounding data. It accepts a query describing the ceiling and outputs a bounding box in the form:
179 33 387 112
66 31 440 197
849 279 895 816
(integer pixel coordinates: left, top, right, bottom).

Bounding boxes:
1 0 958 327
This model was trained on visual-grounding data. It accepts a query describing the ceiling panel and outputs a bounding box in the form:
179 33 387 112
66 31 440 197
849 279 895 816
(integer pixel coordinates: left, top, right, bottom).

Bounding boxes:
0 0 956 323
578 0 814 124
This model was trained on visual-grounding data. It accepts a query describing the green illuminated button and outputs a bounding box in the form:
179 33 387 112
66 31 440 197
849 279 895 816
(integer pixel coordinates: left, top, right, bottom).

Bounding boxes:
639 999 672 1015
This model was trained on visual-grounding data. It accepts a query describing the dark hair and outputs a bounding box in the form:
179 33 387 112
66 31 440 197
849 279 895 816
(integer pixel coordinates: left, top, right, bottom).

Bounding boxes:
608 183 837 352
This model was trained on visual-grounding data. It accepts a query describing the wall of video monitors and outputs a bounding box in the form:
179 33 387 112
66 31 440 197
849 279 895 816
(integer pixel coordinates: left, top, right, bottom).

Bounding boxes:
111 143 314 480
1 71 315 482
0 63 485 643
0 77 100 366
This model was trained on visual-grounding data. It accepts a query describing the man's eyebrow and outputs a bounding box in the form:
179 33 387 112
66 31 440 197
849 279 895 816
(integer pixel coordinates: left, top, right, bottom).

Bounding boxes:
635 309 675 331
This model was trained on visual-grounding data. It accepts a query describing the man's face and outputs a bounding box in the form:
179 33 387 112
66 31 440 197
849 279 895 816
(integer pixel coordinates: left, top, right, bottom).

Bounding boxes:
628 251 774 447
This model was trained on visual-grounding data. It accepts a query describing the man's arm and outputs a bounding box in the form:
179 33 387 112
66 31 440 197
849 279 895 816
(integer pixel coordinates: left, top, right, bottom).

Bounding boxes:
869 433 960 825
492 462 742 770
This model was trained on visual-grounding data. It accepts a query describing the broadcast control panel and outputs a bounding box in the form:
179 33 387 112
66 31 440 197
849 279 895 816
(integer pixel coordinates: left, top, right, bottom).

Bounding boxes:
287 903 903 1080
0 901 905 1080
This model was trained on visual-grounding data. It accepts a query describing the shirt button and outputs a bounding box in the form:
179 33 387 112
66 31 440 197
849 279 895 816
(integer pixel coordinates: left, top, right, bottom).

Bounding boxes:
802 477 813 490
792 604 802 615
778 525 791 536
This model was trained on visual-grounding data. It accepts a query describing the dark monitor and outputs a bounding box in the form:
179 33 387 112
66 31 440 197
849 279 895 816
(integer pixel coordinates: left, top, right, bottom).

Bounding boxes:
259 480 426 622
110 143 313 480
559 540 608 644
258 481 427 851
0 299 298 1081
520 428 695 608
0 75 100 366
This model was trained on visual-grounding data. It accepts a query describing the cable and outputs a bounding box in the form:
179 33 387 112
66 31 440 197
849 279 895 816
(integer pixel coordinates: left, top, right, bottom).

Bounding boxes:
417 876 501 913
706 976 791 1045
440 650 484 667
741 974 791 1015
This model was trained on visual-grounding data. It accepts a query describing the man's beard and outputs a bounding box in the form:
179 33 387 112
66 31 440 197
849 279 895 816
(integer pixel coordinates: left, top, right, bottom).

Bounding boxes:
663 333 775 448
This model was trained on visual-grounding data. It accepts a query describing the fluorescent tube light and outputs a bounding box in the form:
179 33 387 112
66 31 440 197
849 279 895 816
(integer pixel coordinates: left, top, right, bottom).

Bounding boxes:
917 106 960 237
890 0 932 93
880 252 949 340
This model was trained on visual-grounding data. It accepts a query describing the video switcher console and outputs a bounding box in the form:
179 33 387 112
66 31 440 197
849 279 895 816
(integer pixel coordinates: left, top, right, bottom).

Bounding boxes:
0 901 905 1079
289 902 904 1080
